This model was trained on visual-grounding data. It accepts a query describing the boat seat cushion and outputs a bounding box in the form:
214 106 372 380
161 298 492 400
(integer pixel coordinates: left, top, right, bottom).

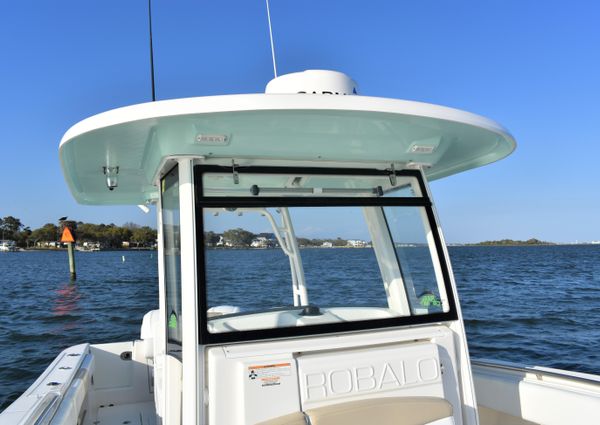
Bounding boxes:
255 411 308 425
305 396 453 425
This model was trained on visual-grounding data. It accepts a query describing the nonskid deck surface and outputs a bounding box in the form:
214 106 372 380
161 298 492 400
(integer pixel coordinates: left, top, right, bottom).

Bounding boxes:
96 401 156 425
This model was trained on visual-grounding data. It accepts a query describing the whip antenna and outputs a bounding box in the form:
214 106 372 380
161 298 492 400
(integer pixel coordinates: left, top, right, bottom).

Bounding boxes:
148 0 156 101
265 0 278 78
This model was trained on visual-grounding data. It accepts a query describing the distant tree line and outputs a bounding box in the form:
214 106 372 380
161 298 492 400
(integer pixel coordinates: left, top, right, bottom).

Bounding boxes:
297 237 348 247
471 238 553 246
204 228 355 248
204 229 264 247
0 216 157 249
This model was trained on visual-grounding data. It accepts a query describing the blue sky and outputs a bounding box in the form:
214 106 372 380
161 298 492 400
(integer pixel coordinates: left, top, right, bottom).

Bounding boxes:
1 1 599 243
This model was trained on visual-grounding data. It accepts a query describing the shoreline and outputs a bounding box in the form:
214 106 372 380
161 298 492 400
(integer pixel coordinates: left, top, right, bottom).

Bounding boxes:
2 247 157 252
2 244 598 253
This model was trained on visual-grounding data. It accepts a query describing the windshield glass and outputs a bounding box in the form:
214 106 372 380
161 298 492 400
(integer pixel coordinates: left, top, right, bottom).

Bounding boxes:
196 168 454 338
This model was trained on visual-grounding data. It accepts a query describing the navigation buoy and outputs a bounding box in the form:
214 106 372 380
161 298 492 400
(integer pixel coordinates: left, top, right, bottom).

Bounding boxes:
60 226 76 281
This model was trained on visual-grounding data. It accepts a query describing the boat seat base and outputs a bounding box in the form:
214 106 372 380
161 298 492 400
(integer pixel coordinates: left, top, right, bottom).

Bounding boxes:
257 396 454 425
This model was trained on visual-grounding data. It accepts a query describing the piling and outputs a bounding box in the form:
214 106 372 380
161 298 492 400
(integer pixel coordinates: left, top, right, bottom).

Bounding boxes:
59 220 77 281
67 242 76 280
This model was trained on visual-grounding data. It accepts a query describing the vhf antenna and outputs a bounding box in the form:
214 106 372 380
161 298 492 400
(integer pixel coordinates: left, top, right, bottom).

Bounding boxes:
265 0 278 78
148 0 156 101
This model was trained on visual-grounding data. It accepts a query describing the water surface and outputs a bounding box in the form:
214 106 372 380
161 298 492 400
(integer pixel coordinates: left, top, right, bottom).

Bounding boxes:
1 245 599 409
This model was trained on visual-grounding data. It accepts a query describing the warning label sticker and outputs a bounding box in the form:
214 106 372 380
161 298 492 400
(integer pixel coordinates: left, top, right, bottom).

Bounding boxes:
247 363 292 387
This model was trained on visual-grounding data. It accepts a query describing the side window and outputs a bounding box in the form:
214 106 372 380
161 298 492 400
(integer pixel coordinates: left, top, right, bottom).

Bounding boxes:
162 166 182 349
384 206 449 314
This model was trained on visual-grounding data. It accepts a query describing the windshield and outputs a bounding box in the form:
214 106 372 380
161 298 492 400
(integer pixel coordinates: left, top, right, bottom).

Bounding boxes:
195 167 456 341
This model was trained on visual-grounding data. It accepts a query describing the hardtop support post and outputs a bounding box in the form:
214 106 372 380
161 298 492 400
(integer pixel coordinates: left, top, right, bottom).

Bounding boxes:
280 207 308 306
178 160 200 424
362 206 411 315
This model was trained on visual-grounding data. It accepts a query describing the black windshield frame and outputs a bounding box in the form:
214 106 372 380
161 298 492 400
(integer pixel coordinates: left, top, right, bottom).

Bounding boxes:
194 165 458 344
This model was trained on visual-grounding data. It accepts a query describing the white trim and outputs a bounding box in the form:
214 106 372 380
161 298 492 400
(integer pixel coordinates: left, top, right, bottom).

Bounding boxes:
178 160 200 424
152 155 205 193
156 192 167 422
419 169 479 425
60 94 513 148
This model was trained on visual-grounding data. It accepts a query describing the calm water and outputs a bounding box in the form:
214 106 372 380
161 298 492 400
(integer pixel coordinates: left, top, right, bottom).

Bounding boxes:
1 245 599 409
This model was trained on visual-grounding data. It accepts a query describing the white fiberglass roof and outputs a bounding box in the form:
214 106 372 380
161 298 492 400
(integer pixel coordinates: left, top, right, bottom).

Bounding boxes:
59 93 515 205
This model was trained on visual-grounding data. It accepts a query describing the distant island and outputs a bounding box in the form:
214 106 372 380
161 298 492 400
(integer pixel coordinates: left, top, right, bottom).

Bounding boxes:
468 238 553 246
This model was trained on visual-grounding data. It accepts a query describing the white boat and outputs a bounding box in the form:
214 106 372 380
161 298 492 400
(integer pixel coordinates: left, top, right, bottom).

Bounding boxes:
75 242 102 252
2 70 599 425
0 240 18 252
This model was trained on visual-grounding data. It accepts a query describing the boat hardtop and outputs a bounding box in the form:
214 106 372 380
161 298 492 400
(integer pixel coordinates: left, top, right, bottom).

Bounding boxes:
3 70 599 425
59 70 514 205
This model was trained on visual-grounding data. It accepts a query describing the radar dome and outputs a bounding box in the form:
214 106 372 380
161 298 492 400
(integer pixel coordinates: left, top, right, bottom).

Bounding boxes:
265 70 358 95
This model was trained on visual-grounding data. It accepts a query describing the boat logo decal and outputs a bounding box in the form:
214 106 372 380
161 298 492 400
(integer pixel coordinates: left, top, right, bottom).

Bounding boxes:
302 357 440 401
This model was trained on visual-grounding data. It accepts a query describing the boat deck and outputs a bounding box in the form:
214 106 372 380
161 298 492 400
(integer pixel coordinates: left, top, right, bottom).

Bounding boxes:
96 401 156 425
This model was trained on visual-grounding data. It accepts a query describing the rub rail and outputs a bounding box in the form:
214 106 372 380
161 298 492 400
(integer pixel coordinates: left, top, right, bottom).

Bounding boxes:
472 360 600 387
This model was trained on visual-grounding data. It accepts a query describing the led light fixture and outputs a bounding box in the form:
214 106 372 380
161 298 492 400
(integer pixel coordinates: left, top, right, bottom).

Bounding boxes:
103 166 119 191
